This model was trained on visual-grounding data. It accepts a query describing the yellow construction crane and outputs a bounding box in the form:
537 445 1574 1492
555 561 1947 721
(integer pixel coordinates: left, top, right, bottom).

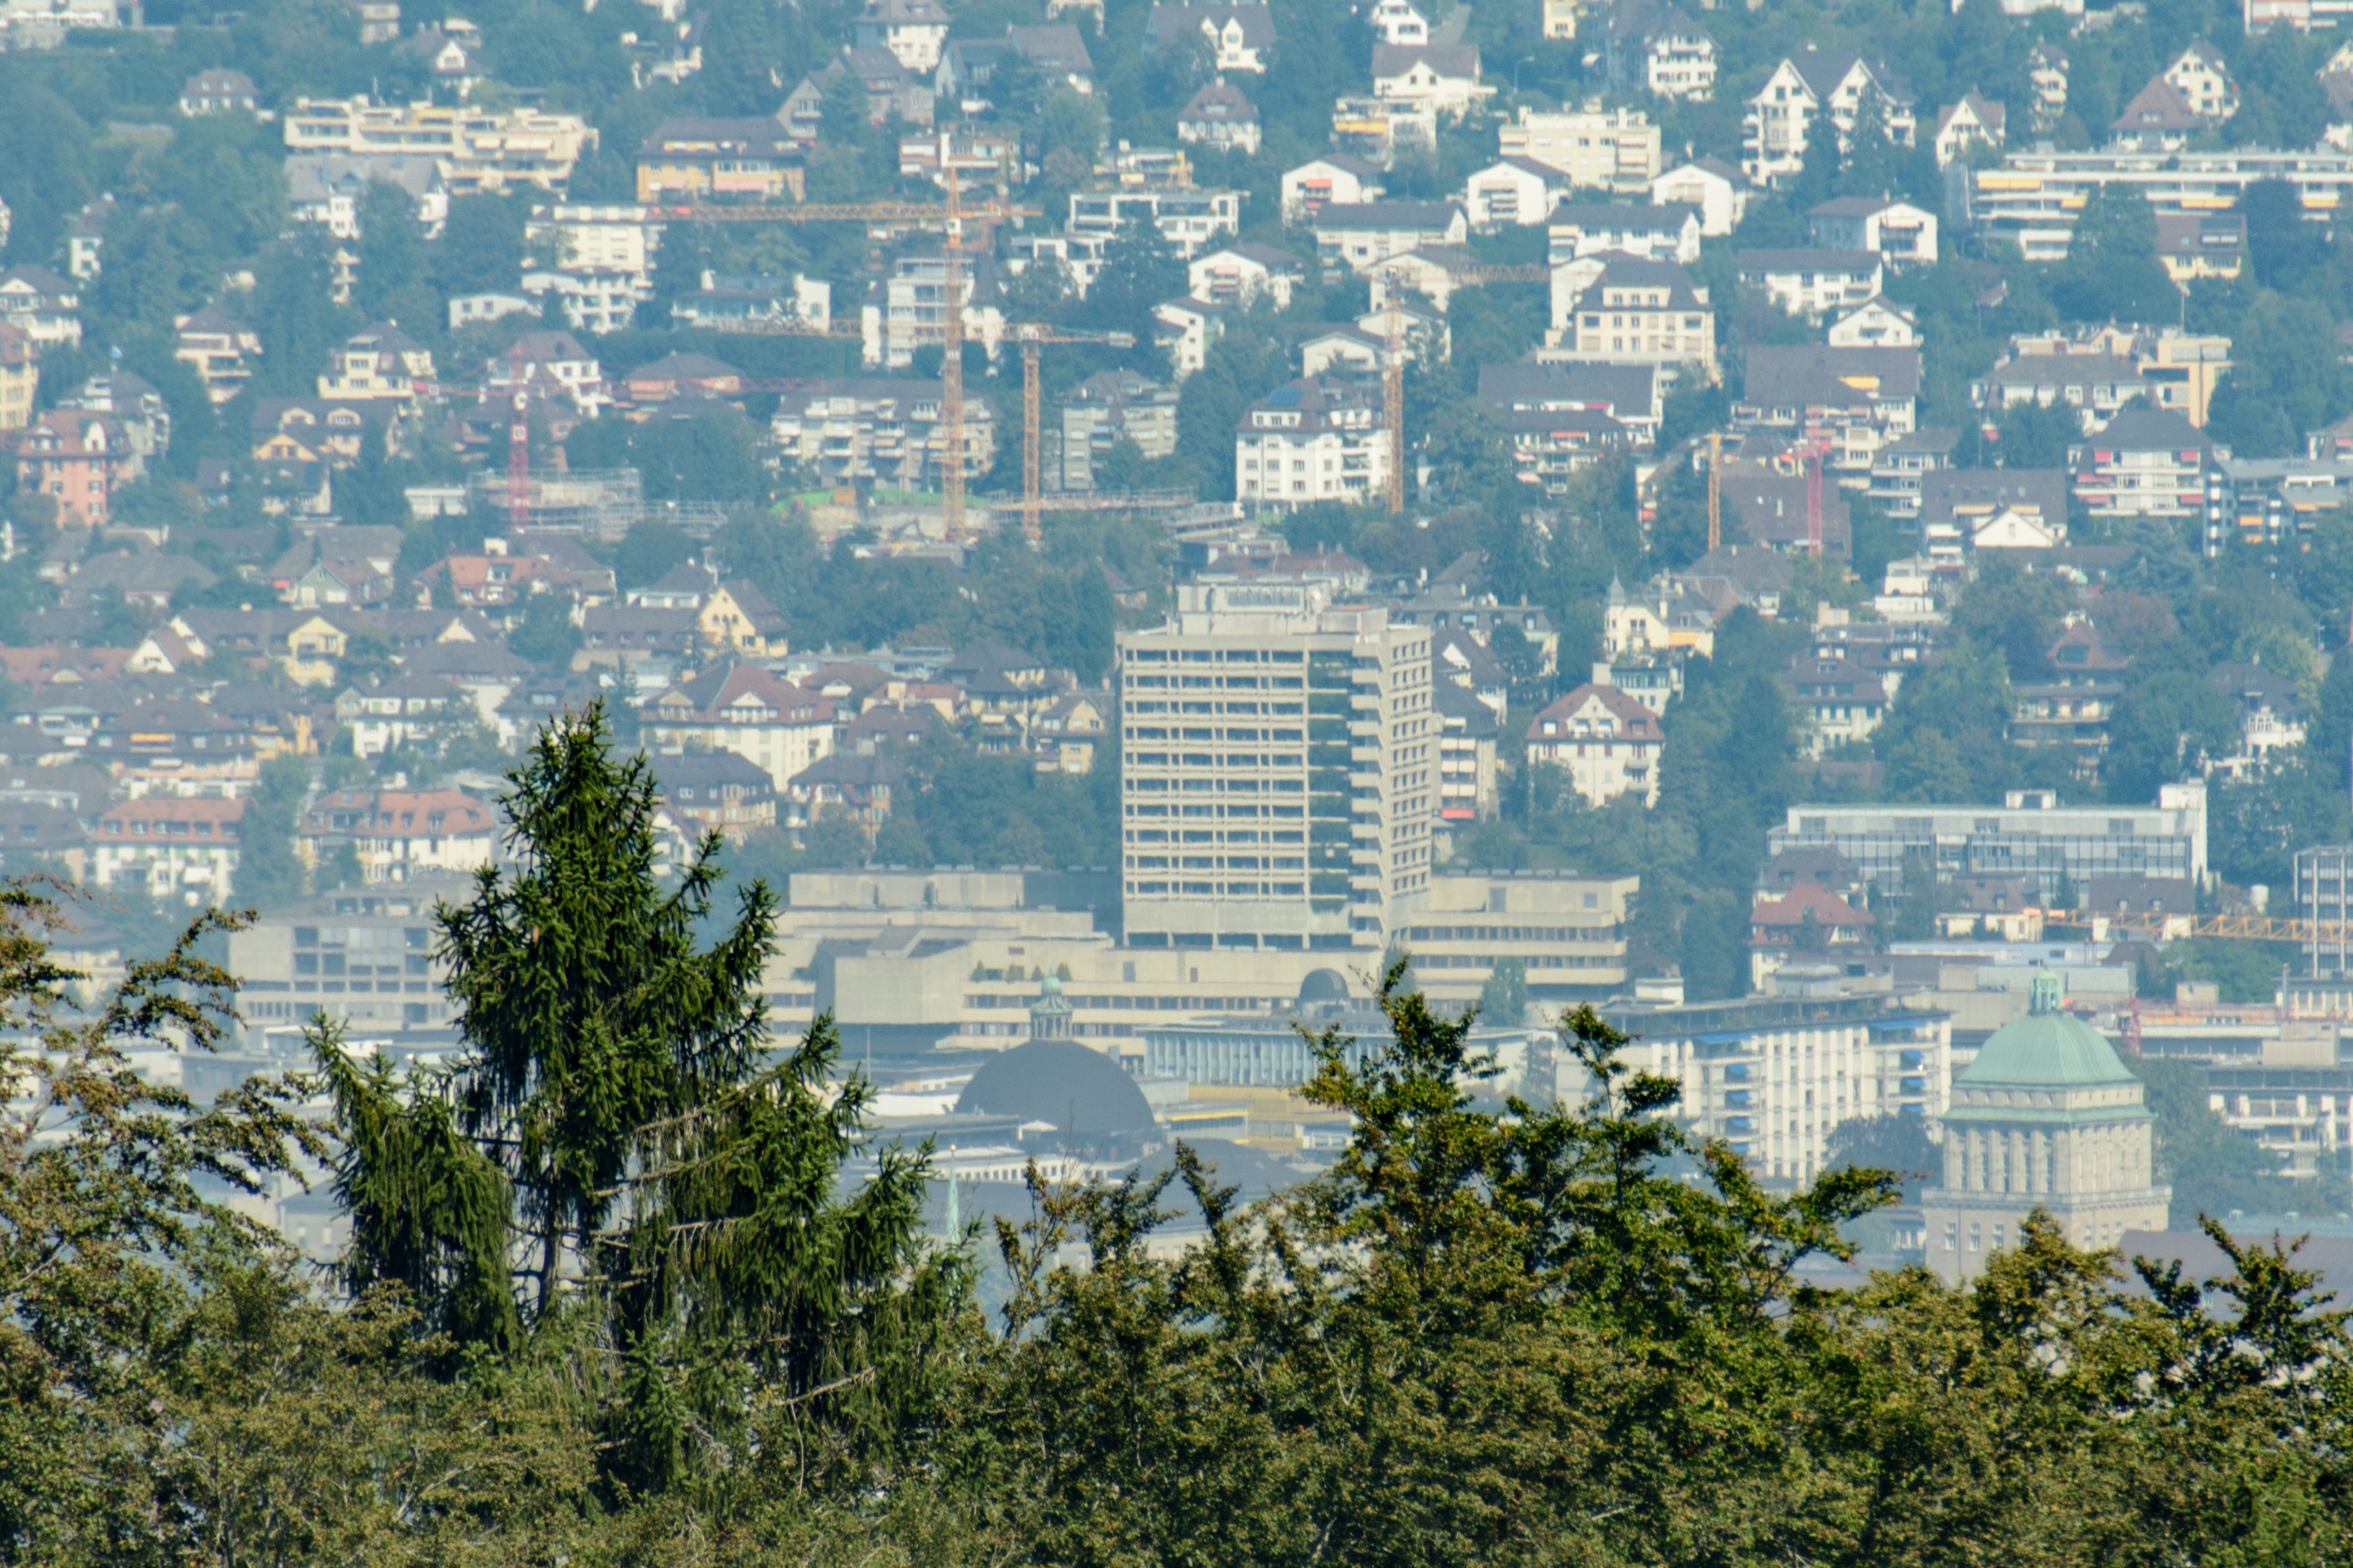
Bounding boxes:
2049 910 2353 946
941 172 967 543
1009 323 1136 546
1371 259 1548 515
649 201 1042 225
1707 431 1721 552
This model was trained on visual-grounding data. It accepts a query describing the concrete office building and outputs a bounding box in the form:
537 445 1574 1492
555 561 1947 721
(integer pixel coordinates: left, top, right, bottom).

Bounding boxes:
1766 785 2208 904
1921 972 2170 1285
2295 842 2353 976
229 878 471 1035
1595 970 1951 1183
1116 583 1436 952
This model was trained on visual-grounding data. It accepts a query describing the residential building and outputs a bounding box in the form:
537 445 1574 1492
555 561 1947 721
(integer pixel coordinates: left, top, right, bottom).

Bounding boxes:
2110 78 2204 150
1331 94 1437 164
0 263 83 347
1865 425 1958 518
1781 651 1891 756
1279 154 1385 220
639 663 837 792
1603 573 1717 657
1369 0 1428 45
2162 41 2238 123
669 267 831 335
1311 201 1468 272
898 125 1021 187
298 787 498 883
1066 187 1242 256
653 749 780 839
1524 683 1664 806
332 674 451 755
1965 146 2353 263
282 96 597 191
1735 248 1884 318
2028 43 2069 133
1917 468 2069 552
634 118 805 202
1806 195 1937 266
1008 24 1095 92
2297 843 2353 977
1733 345 1920 477
1548 255 1717 379
1598 984 1949 1183
854 0 950 72
1152 296 1227 378
0 321 35 431
316 322 435 402
1934 92 2005 167
1498 103 1664 192
1748 883 1874 987
1034 692 1109 774
172 302 262 405
1828 296 1919 348
1546 202 1702 264
1719 463 1853 558
1062 369 1181 489
1649 157 1747 235
1603 0 1717 101
1764 786 2211 903
1432 679 1499 822
769 376 995 489
1922 974 2170 1285
1467 156 1573 227
1479 360 1662 446
1972 352 2148 430
1372 41 1489 118
1115 586 1437 949
1148 3 1275 72
92 796 246 906
2155 213 2247 284
179 68 258 115
1234 376 1389 508
2072 409 2213 520
1742 50 1917 188
12 411 134 526
1187 243 1304 309
785 47 936 139
1176 82 1262 155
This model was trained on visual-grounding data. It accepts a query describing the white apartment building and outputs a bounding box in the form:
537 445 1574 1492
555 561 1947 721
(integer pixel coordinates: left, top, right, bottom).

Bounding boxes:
1547 202 1702 265
769 376 995 491
1599 983 1951 1185
1280 155 1386 221
855 0 951 72
1311 201 1469 272
1065 188 1242 258
283 97 598 192
1549 255 1717 379
1371 42 1490 119
1498 104 1664 192
1968 146 2353 262
1466 157 1572 227
640 664 837 793
1807 196 1938 266
295 788 500 884
865 251 1009 369
1116 585 1437 949
1523 683 1664 806
1742 51 1917 188
1234 376 1389 508
92 796 245 907
1734 248 1884 318
1650 158 1747 236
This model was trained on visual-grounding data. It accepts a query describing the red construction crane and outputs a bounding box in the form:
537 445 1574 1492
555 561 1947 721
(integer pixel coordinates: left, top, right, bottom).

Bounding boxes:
1008 323 1136 546
505 342 528 532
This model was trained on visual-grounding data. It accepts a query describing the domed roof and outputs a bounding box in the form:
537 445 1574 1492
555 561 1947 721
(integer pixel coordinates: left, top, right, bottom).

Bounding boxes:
954 1038 1156 1135
1962 971 2138 1089
1299 968 1351 1005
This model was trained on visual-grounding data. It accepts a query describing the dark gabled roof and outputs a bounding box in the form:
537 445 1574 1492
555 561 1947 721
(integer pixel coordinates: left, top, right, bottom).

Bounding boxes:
1917 468 2069 526
1372 42 1480 79
654 749 777 790
1740 345 1922 406
1178 81 1259 123
1736 248 1884 275
2112 76 2201 133
1312 201 1463 230
2087 408 2210 455
1149 2 1277 48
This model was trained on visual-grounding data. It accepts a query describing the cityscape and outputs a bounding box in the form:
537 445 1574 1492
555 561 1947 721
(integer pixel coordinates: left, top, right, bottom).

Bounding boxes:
2 0 2352 1557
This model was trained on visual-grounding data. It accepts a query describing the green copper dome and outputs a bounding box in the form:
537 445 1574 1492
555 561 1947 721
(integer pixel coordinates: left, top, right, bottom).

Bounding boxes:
1960 971 2138 1089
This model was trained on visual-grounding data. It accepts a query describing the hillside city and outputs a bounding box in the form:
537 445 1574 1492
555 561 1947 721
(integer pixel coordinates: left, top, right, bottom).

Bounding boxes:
5 0 2353 1548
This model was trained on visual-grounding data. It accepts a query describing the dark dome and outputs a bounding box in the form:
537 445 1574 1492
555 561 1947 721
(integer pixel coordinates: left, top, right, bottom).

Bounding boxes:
1298 968 1351 1005
955 1039 1156 1135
